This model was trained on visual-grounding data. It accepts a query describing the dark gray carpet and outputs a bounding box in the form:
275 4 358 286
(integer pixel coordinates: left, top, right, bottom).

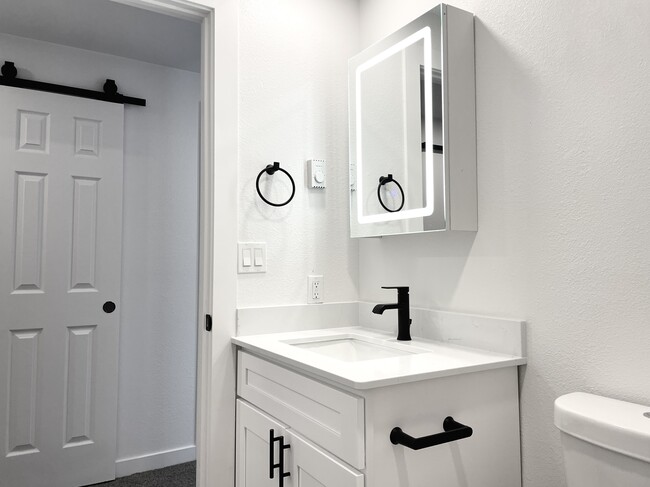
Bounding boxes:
88 462 195 487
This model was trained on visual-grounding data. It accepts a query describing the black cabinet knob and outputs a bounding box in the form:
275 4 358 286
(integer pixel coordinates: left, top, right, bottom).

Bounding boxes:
103 301 116 313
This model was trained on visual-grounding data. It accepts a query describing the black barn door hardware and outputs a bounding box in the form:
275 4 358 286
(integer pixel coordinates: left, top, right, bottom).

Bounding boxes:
0 61 146 106
377 174 405 212
256 162 296 207
269 429 291 486
390 416 473 450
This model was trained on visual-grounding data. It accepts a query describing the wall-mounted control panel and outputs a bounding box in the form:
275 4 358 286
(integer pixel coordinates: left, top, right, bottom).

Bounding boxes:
307 159 326 189
238 242 267 274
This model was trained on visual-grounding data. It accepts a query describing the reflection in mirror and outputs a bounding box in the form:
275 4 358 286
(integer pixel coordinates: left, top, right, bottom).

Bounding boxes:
350 5 449 237
377 174 405 213
356 26 435 223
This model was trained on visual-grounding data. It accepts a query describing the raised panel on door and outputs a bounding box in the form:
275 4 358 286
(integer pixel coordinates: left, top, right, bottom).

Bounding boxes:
237 399 288 487
12 172 47 293
6 329 42 457
63 325 96 447
287 431 364 487
69 177 99 292
0 85 124 487
17 110 50 153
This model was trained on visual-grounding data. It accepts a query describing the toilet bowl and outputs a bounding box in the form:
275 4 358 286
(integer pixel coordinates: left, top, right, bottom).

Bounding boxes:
554 392 650 487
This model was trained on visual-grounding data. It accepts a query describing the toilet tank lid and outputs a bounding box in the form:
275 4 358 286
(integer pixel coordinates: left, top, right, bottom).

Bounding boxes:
554 392 650 463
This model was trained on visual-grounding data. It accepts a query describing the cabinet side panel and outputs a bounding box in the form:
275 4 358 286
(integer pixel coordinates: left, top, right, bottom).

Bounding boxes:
445 5 477 231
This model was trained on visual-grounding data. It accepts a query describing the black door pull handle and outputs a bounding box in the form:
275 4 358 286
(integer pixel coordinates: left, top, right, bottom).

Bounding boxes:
269 429 291 486
390 416 473 450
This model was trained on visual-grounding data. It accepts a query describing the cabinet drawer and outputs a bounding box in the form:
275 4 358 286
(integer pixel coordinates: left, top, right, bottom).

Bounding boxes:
363 366 521 487
237 351 365 469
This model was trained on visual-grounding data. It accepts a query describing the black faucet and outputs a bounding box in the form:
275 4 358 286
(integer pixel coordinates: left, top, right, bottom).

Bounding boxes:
372 286 412 341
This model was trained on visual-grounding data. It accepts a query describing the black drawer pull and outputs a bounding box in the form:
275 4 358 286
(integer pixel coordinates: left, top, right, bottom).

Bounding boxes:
269 429 291 486
390 416 473 450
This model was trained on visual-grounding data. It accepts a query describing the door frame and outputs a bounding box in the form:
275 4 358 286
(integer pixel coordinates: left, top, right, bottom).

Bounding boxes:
110 1 238 486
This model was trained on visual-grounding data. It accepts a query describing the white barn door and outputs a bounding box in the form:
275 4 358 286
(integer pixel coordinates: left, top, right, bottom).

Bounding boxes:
0 86 124 487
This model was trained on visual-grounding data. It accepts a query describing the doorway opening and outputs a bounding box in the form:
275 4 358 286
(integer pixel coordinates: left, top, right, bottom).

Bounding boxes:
0 0 217 485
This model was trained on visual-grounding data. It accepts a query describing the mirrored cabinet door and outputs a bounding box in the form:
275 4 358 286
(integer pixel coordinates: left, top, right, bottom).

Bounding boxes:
348 4 477 238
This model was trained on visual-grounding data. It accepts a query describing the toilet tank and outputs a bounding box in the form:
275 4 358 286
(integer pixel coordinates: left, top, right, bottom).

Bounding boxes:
554 392 650 487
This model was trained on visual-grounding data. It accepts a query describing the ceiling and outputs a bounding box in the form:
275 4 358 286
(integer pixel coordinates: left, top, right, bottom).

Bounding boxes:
0 0 201 72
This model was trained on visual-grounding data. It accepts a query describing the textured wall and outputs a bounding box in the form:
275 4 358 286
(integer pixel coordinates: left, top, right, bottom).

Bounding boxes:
0 33 200 465
358 1 650 486
237 0 359 308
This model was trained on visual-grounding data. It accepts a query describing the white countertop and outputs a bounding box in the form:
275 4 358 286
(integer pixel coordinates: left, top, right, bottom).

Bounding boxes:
232 326 527 390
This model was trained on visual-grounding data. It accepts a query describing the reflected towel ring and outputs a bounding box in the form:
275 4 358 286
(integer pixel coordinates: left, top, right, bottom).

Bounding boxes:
256 162 296 207
377 174 405 213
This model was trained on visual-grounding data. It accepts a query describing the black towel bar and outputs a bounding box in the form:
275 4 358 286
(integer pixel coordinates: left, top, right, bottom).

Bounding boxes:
390 416 473 450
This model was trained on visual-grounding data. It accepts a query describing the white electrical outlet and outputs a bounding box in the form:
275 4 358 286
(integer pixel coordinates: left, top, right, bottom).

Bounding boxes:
308 275 323 304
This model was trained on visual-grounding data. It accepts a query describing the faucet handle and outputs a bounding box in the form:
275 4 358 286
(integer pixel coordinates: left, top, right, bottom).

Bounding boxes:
381 286 410 298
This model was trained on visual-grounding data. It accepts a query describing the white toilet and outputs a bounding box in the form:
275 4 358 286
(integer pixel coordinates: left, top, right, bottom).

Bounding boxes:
554 392 650 486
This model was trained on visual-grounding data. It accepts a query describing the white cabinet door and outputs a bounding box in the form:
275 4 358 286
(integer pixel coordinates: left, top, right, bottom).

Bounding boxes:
287 431 364 487
0 86 124 487
237 400 289 487
237 400 364 487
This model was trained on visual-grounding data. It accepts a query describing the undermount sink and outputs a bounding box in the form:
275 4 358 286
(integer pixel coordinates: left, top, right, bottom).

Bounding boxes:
285 335 424 362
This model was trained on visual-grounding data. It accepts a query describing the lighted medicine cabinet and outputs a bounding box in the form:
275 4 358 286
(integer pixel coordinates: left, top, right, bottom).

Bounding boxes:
349 4 477 238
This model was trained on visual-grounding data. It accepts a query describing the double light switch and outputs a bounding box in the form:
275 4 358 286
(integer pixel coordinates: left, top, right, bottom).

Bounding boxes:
238 243 267 273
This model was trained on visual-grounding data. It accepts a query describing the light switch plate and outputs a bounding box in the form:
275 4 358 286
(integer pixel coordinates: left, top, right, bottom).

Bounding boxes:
238 243 266 273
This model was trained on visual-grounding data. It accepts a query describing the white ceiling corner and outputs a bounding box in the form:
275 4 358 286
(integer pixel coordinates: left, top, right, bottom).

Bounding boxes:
0 0 201 72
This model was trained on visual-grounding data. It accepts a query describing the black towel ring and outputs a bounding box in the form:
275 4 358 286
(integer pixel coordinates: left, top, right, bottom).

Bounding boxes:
256 162 296 207
377 174 405 212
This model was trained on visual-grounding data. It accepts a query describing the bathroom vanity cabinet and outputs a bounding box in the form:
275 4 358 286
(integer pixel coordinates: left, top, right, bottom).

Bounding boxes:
235 351 522 487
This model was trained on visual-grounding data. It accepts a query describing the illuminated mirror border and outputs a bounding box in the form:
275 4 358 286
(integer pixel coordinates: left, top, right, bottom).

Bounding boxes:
355 26 435 225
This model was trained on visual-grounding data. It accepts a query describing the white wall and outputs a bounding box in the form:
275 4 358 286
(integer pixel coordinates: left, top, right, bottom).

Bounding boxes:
358 1 650 486
237 0 360 308
0 34 200 470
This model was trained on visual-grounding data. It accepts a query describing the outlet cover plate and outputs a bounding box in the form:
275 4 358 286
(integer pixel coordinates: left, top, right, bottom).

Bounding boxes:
308 275 323 303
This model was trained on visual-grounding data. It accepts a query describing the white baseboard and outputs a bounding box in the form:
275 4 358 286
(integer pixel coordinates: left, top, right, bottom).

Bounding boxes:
116 445 196 478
